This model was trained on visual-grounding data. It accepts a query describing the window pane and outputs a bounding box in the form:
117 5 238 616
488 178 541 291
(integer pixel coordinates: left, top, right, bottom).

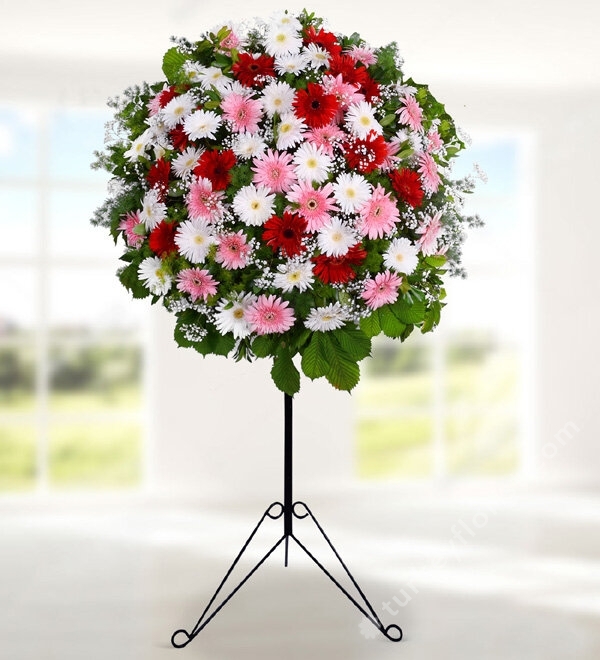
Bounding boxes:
48 108 111 183
357 415 433 478
49 342 142 413
0 107 38 179
48 189 120 259
446 412 519 475
0 342 36 413
49 266 143 335
49 423 141 488
0 187 37 258
0 425 36 491
0 266 36 332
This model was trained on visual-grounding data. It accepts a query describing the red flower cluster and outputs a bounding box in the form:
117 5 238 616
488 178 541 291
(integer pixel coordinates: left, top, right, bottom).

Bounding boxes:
345 133 388 173
293 83 339 128
389 168 425 208
312 244 367 284
232 53 275 87
169 126 188 151
303 26 342 56
263 212 307 257
149 221 178 257
194 149 236 191
327 53 368 87
147 158 170 201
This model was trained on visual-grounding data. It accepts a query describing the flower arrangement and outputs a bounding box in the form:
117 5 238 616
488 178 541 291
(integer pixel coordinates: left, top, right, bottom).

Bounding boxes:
91 9 481 395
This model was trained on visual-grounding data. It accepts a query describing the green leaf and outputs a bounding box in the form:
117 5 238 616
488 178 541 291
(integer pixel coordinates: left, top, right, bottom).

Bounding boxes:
321 337 360 392
118 262 150 300
424 255 447 268
392 296 426 324
301 333 329 379
332 324 371 362
360 311 381 338
162 47 188 83
271 349 300 396
380 113 397 127
379 306 406 338
252 334 278 358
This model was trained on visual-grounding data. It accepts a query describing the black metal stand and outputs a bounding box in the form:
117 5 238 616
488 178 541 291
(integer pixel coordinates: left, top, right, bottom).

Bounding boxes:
171 393 403 647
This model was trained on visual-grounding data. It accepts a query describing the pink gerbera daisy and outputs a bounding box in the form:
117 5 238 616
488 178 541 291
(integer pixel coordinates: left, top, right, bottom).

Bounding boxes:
397 95 423 133
119 210 145 248
427 129 444 153
221 92 263 134
287 180 339 232
246 294 296 335
322 74 363 113
361 271 402 309
215 230 251 269
417 152 442 194
357 184 400 239
344 45 377 66
187 177 225 221
416 210 443 255
176 268 218 302
252 149 297 194
304 124 345 156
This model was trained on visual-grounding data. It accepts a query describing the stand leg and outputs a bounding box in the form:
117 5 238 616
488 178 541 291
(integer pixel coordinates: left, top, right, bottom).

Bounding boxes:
171 502 285 648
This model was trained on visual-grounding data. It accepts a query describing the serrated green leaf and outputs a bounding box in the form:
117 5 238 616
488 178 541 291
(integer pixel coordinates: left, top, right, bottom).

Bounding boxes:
162 47 188 83
301 333 329 379
380 113 396 127
379 306 406 338
252 334 278 358
118 262 150 300
360 311 381 338
321 337 360 391
332 325 371 361
424 255 447 268
392 297 426 324
271 349 300 396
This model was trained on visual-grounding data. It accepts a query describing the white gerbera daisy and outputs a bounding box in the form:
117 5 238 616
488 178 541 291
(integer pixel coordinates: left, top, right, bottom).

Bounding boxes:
293 142 332 183
139 190 167 230
305 43 330 69
214 293 257 339
273 260 314 292
174 218 216 263
274 52 310 76
138 256 173 296
261 81 296 117
183 62 204 84
197 66 231 93
305 302 349 332
332 172 373 214
383 237 420 275
172 146 203 178
123 129 152 162
270 10 302 31
183 109 222 141
233 184 276 226
232 132 267 160
276 113 306 150
265 25 302 56
317 217 357 257
345 101 383 139
162 93 195 129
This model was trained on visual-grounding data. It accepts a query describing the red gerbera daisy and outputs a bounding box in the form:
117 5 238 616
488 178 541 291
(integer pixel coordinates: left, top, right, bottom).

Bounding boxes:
389 168 425 208
147 158 170 201
149 221 178 257
157 85 178 109
312 243 367 284
169 125 188 151
358 75 381 103
293 82 339 128
193 149 236 191
345 132 389 174
326 53 368 87
232 52 275 88
303 26 342 56
263 212 307 258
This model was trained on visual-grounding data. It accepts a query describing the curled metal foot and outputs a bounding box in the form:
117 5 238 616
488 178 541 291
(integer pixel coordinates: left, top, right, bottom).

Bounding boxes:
171 629 193 648
383 624 403 642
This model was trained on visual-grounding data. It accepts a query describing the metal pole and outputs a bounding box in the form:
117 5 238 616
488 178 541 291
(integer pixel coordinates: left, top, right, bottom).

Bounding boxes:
284 393 293 564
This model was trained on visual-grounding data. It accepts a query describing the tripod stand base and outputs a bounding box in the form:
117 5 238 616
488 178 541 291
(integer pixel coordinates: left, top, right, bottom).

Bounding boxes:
171 500 402 647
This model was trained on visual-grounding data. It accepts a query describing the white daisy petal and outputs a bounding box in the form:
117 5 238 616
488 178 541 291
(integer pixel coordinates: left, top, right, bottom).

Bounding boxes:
305 302 349 332
273 260 314 292
261 81 296 117
332 172 373 213
138 256 173 296
292 142 332 183
317 217 357 257
383 237 420 275
161 93 195 129
183 109 222 141
214 293 257 339
174 218 217 263
139 190 167 230
345 101 383 139
233 184 276 226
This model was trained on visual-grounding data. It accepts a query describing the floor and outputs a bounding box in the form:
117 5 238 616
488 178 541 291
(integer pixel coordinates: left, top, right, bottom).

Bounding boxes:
2 490 600 659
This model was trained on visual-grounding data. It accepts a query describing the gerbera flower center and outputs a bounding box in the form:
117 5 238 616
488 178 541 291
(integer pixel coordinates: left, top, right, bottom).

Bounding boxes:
194 235 205 244
233 308 244 320
307 158 317 168
307 199 318 210
283 228 296 239
332 231 343 242
311 100 321 110
360 116 370 126
251 201 260 210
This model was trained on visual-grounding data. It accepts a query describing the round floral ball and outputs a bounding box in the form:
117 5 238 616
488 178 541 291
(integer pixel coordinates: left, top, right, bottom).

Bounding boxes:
92 9 481 394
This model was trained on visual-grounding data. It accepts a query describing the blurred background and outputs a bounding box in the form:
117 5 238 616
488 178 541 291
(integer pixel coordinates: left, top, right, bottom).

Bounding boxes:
1 1 599 658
